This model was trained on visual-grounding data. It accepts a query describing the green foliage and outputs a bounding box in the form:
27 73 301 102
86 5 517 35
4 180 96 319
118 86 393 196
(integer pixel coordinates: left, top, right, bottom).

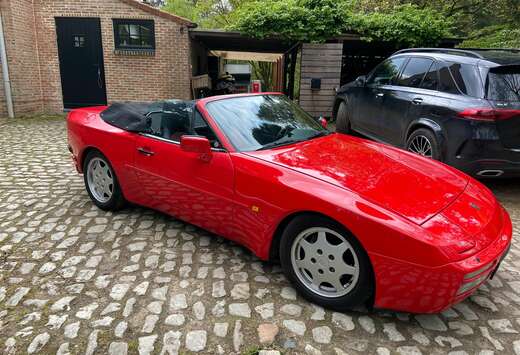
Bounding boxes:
162 0 252 28
228 0 343 42
162 0 519 48
162 0 201 23
460 25 520 48
229 1 451 46
347 4 452 46
250 61 274 91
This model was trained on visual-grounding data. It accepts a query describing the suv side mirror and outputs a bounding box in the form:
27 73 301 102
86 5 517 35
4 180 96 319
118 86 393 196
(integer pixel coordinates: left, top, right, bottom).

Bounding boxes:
181 135 212 162
355 75 366 86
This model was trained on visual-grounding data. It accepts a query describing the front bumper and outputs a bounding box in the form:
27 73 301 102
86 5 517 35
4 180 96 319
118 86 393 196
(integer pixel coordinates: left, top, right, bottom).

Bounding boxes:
68 144 82 173
372 206 512 314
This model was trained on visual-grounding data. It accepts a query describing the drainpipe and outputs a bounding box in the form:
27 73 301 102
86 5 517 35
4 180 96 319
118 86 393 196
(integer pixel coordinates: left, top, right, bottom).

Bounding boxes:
0 10 14 118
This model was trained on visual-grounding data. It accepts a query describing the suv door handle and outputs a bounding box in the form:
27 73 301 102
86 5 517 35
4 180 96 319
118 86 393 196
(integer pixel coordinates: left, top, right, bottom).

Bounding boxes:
412 97 423 105
137 147 155 156
375 93 384 98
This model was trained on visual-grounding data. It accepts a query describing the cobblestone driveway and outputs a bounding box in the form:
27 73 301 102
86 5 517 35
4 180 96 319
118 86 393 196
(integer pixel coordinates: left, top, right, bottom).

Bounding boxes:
1 116 519 355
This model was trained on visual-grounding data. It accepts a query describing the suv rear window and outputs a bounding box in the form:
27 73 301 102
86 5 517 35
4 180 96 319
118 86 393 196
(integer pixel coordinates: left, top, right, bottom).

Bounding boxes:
438 62 482 97
486 66 520 101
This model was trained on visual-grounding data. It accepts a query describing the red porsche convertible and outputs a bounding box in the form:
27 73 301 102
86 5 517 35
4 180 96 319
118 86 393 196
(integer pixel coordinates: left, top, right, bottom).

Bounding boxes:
67 93 512 313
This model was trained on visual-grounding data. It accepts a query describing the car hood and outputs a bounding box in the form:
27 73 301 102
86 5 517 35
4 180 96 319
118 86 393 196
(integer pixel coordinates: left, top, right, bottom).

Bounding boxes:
245 133 469 225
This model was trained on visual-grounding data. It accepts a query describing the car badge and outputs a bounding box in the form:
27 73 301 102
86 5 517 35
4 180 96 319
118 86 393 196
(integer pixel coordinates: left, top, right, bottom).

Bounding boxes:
469 202 480 211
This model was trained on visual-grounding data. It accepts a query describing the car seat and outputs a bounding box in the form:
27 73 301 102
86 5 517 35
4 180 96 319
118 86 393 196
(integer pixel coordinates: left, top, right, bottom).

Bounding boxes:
160 101 193 141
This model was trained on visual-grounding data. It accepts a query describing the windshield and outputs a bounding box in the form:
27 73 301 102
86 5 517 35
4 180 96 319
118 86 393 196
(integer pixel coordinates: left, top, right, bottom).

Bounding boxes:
486 65 520 102
206 95 328 152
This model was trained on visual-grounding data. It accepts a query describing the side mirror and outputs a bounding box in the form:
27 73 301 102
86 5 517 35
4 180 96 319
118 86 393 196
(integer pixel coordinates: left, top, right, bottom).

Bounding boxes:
180 135 212 162
317 116 328 129
356 75 366 86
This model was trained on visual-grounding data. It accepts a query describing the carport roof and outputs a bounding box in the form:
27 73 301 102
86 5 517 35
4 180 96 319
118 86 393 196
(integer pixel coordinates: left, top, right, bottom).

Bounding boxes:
190 29 296 53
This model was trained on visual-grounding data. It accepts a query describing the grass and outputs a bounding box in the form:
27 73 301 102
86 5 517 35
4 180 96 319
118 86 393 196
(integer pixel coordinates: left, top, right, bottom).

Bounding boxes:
0 113 66 126
242 346 263 355
127 338 139 353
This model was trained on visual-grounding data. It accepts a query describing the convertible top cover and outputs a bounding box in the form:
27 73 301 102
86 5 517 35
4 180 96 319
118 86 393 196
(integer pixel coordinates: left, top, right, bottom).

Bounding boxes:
100 100 195 132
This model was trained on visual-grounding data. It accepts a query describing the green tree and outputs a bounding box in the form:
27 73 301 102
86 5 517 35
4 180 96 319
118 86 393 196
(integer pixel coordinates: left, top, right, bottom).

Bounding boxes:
162 0 520 48
460 25 520 48
346 0 520 48
162 0 252 28
162 0 201 22
229 0 451 46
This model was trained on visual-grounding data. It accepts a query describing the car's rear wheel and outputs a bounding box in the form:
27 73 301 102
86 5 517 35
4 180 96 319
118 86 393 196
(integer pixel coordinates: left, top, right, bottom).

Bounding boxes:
83 150 126 211
406 128 441 161
335 101 351 134
280 214 373 311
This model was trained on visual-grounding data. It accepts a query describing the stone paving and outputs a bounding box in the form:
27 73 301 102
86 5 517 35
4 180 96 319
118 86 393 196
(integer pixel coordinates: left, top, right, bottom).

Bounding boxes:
0 116 520 355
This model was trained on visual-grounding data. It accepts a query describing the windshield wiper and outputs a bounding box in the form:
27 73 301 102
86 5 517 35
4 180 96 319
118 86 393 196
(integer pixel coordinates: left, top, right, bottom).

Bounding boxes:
256 138 301 151
256 130 330 151
308 130 330 139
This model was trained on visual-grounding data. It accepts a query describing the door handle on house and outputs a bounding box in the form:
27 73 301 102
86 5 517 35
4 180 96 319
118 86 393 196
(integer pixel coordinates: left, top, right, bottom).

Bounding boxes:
137 147 155 156
412 97 423 105
375 93 384 98
97 67 103 88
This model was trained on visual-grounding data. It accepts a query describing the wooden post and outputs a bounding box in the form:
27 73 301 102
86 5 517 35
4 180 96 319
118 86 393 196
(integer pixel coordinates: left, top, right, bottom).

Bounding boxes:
299 42 343 118
287 46 298 99
282 54 290 96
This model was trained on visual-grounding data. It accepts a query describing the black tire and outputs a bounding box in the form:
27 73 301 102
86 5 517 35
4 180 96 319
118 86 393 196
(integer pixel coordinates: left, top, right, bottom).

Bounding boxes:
279 214 373 311
335 101 351 134
83 150 126 211
406 128 441 161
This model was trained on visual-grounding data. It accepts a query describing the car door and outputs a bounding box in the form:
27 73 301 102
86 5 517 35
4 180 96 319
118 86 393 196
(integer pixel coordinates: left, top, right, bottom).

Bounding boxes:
378 57 435 145
132 108 235 237
353 57 407 135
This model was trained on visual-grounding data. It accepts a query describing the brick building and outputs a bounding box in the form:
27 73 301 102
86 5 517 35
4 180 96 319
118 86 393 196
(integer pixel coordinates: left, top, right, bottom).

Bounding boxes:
0 0 459 119
0 0 194 117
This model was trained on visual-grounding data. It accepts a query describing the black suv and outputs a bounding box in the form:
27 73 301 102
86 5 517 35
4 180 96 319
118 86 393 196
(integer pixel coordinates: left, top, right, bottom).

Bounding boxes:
333 48 520 178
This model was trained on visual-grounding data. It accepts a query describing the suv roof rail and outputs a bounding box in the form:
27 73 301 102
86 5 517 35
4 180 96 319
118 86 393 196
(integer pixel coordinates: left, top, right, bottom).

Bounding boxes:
393 48 484 59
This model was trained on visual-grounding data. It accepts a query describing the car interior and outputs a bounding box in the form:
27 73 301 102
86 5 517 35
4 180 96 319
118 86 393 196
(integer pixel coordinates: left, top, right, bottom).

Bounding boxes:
147 103 221 149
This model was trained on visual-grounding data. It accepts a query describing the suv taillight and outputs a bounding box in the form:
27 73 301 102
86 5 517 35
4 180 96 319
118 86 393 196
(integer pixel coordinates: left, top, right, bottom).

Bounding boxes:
458 108 520 121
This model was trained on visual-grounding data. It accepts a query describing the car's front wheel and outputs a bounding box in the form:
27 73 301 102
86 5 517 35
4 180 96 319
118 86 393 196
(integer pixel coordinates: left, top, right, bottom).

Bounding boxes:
83 150 126 211
280 214 373 311
335 101 351 134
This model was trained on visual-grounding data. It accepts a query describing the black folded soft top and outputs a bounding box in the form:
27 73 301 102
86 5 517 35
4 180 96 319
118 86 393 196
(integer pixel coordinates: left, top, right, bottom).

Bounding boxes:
100 100 195 132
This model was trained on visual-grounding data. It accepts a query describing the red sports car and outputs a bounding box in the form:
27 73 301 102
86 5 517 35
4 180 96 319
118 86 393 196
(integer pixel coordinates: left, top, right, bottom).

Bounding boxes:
67 93 512 313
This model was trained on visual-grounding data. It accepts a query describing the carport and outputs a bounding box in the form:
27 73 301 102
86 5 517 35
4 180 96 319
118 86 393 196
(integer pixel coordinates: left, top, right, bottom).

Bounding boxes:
189 29 299 98
189 30 461 118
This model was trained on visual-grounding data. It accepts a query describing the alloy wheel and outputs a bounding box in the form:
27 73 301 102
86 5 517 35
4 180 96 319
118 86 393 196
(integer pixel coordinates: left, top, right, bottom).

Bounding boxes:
408 135 433 158
290 227 360 298
86 157 114 203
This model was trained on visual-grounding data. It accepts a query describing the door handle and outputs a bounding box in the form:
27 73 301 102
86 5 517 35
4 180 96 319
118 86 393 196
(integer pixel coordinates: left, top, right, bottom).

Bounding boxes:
137 147 155 156
375 93 384 98
97 67 103 88
412 97 423 105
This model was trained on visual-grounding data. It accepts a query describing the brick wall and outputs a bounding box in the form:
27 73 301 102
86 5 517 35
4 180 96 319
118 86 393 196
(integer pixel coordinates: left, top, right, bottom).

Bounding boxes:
0 0 192 116
36 0 192 113
0 0 44 116
299 43 343 118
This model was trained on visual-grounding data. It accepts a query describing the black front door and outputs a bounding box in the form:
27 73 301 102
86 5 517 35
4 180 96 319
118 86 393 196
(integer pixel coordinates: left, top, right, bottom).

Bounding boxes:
56 18 107 109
